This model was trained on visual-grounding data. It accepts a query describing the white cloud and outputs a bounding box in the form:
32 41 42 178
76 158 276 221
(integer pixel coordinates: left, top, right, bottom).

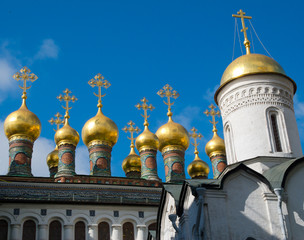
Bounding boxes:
75 145 90 175
0 121 9 175
35 39 59 60
0 42 19 95
204 84 219 102
294 94 304 118
174 106 201 131
0 119 89 177
0 120 55 177
32 137 56 177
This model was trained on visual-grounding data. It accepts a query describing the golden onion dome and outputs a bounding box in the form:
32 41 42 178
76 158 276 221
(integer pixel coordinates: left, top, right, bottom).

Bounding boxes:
187 155 210 179
135 126 159 151
156 117 190 152
4 100 41 142
215 54 296 102
205 132 226 158
55 119 80 147
122 148 141 174
46 147 59 168
82 108 118 147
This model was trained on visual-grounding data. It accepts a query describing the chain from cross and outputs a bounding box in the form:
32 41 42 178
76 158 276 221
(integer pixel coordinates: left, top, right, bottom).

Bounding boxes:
190 127 203 154
232 9 252 54
122 120 140 147
49 112 65 131
135 97 155 126
88 73 111 108
157 84 179 116
204 104 221 132
13 66 38 99
57 89 77 119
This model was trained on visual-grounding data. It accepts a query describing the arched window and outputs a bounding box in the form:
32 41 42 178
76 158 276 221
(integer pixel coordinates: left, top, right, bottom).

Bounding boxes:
266 108 290 153
49 220 62 240
123 222 134 240
22 220 36 240
75 221 86 240
98 222 110 240
148 222 156 231
270 113 282 152
0 219 8 240
224 123 235 163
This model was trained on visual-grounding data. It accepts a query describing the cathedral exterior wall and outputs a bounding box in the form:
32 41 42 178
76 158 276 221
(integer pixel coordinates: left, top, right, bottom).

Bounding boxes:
0 203 157 240
217 74 302 165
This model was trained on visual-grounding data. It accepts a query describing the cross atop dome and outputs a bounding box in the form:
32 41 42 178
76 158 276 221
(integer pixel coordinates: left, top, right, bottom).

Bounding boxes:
13 66 38 101
123 121 140 149
204 104 220 132
88 73 111 109
49 113 64 131
190 127 203 156
157 84 179 119
232 9 252 55
136 97 155 127
57 89 77 120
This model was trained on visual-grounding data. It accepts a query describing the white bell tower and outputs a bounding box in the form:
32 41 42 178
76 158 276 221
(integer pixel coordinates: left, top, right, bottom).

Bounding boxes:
215 10 302 172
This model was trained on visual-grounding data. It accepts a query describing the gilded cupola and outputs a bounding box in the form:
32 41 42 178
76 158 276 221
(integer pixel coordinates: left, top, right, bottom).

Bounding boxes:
204 104 226 158
81 74 118 148
122 121 141 178
47 147 59 169
187 128 210 179
155 84 189 152
135 97 159 152
47 113 64 172
54 89 80 147
215 9 296 103
4 67 41 142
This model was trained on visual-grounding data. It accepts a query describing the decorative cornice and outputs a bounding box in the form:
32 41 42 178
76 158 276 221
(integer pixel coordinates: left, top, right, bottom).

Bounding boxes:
219 85 293 119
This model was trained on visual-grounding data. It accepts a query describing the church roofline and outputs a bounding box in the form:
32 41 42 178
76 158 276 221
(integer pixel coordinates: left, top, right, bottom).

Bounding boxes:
263 156 304 189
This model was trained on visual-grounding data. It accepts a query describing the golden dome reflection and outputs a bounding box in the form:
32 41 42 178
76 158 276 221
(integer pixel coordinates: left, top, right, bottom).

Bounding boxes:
187 155 210 179
55 119 80 147
4 101 41 142
47 148 59 168
135 126 159 151
122 148 141 174
205 132 226 158
156 118 190 152
215 54 296 102
82 108 118 148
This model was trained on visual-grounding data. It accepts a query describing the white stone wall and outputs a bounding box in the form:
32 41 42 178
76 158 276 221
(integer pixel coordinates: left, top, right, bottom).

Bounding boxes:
160 193 178 240
0 203 157 240
283 161 304 239
216 74 302 166
166 170 288 240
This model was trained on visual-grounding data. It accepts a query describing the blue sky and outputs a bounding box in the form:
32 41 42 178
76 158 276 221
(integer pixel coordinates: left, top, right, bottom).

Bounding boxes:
0 0 304 180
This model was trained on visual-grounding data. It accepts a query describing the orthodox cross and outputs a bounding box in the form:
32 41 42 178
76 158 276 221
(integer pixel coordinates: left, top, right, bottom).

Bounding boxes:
232 9 252 54
190 127 203 155
13 66 38 100
57 89 77 119
88 73 111 109
204 104 221 132
157 84 179 118
122 121 140 148
49 113 64 131
135 97 155 127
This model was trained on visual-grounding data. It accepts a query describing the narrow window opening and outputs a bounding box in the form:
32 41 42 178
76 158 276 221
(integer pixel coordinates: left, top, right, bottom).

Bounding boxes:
98 222 110 240
75 221 86 240
22 220 36 240
49 220 62 240
270 114 282 152
123 222 134 240
0 220 8 240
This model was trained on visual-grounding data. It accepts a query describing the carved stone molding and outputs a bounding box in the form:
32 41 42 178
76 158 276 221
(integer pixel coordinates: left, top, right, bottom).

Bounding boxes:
219 85 293 119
